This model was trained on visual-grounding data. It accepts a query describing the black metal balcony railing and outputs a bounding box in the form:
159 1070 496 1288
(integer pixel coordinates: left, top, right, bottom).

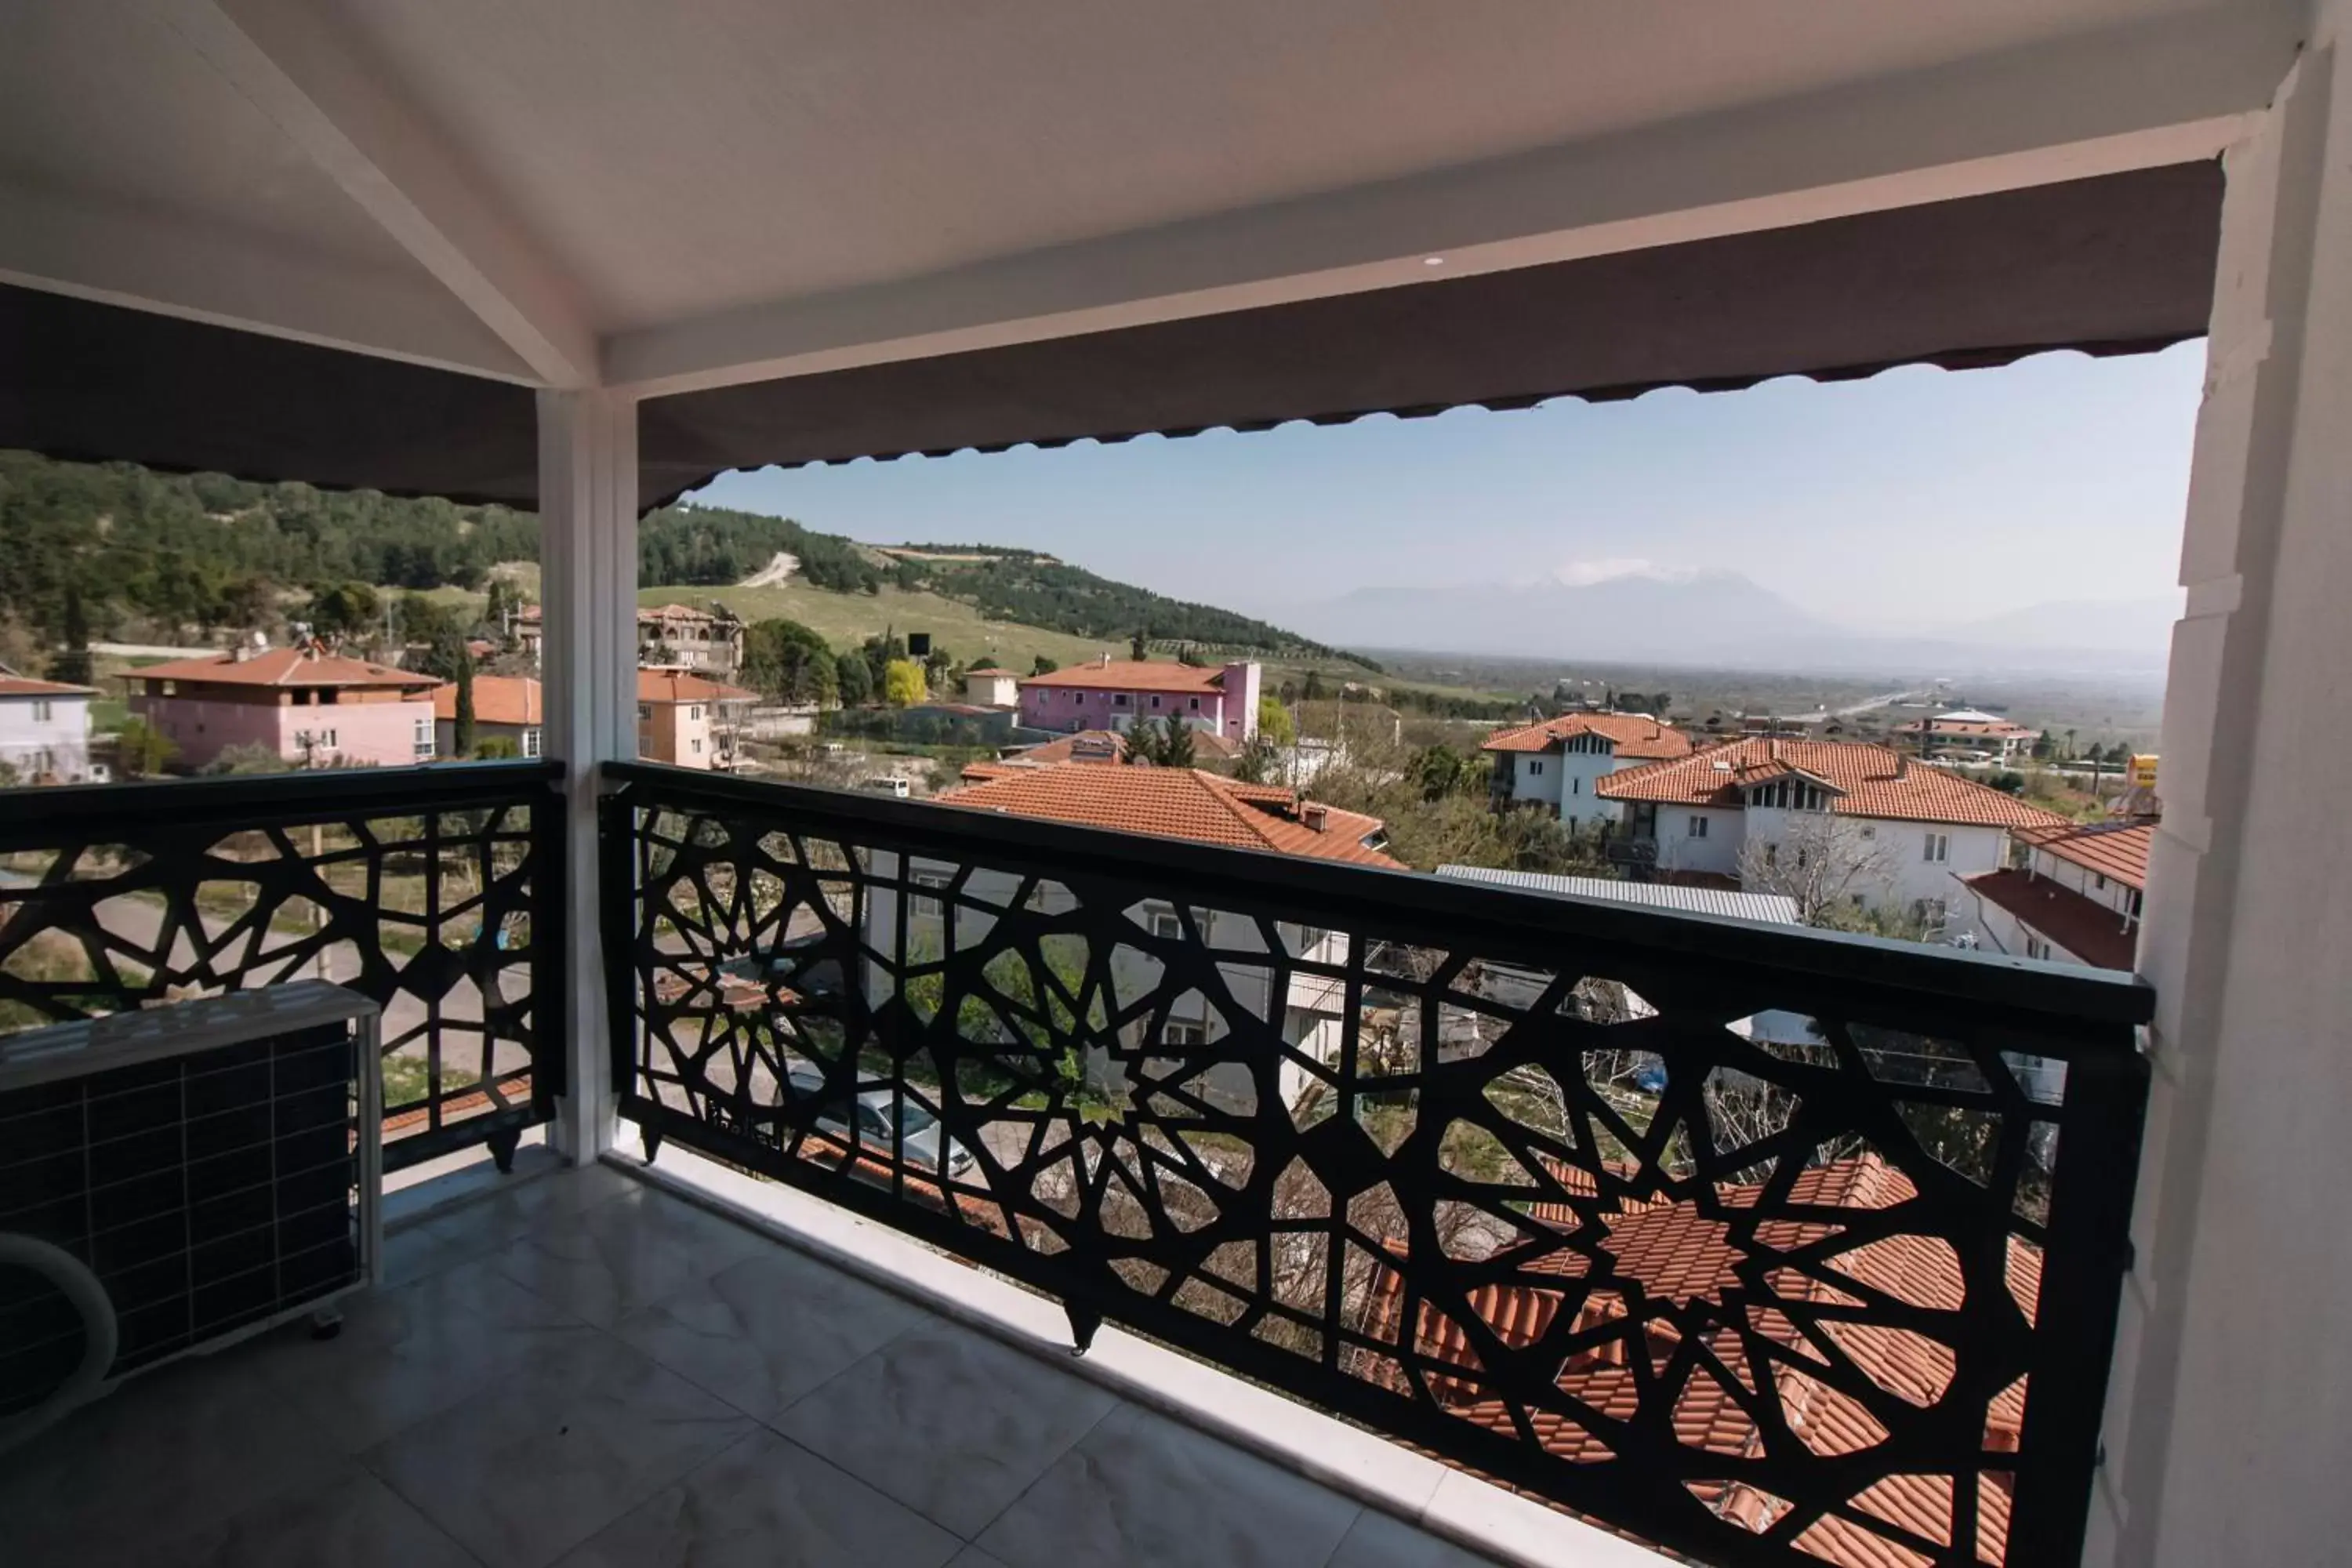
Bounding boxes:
603 760 2151 1568
0 762 565 1171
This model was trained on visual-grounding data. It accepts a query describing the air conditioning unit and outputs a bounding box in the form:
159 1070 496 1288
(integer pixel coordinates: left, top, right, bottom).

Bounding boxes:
0 982 381 1450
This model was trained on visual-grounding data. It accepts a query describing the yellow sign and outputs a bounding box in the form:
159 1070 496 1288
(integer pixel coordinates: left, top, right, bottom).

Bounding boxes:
2130 753 2160 788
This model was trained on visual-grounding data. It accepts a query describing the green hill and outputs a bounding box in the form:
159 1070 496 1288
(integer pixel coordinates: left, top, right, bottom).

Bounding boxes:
0 451 1370 671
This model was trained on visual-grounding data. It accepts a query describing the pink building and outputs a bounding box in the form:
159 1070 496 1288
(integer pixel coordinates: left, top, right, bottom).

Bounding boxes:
127 646 441 770
1018 657 1261 742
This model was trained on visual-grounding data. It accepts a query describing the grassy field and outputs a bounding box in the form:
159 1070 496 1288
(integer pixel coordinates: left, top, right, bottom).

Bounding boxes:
640 581 1130 670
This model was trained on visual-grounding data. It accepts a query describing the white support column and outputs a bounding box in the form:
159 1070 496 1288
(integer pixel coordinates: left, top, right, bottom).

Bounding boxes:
2103 13 2352 1565
539 387 638 1163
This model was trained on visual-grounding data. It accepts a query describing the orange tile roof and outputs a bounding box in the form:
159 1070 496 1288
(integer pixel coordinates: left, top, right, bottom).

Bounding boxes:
1367 1155 2035 1566
1021 659 1226 694
430 675 543 727
637 670 755 704
123 647 438 691
1598 739 2070 829
1960 869 2138 971
0 673 96 699
939 761 1399 866
2012 818 2154 890
963 665 1015 677
1483 713 1693 761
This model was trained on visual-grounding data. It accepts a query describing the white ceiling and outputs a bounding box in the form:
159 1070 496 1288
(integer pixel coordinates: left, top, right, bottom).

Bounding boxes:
0 0 2307 389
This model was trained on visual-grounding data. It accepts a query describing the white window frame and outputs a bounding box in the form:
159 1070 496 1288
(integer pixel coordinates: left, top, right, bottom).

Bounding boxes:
909 871 952 920
413 717 436 758
1923 832 1951 863
522 727 542 758
1160 1021 1208 1048
1688 815 1709 838
31 699 52 722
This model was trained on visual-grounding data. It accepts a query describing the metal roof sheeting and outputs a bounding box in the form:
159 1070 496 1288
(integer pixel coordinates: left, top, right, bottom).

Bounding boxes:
1436 865 1801 924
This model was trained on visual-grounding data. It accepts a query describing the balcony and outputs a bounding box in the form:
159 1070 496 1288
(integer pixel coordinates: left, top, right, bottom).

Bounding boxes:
0 757 2155 1567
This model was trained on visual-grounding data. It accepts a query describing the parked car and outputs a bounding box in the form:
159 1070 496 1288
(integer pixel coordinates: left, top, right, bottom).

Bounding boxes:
786 1069 976 1177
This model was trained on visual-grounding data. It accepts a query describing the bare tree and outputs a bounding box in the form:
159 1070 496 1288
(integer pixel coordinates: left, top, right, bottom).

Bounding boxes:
1736 812 1900 924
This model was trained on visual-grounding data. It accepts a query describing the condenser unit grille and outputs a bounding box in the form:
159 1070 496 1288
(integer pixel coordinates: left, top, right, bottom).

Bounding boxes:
0 998 371 1421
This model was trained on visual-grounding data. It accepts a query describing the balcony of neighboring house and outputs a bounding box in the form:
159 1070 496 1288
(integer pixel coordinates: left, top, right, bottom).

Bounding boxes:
2 5 2348 1567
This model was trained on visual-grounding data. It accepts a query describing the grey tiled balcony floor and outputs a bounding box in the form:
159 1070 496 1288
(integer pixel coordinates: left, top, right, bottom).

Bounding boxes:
1 1161 1502 1568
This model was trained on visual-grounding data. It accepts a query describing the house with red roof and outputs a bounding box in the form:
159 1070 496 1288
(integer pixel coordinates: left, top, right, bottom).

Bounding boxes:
1958 816 2154 971
1481 713 1693 832
125 645 440 769
1893 707 2040 761
1596 738 2070 924
0 665 100 783
637 669 755 771
429 674 546 760
1017 655 1262 742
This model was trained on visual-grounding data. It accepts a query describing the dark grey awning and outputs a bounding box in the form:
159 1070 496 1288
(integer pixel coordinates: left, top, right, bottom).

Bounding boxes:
5 162 2220 512
639 162 2222 506
0 285 540 506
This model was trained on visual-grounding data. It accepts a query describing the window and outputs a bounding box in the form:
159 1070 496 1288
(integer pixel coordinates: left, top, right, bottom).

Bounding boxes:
1572 777 1581 795
1688 815 1709 838
2026 936 2051 960
1114 694 1131 708
909 872 951 920
689 705 703 720
1160 1022 1208 1048
413 718 435 758
1149 908 1184 941
2094 873 2107 890
1764 843 1779 867
690 737 702 753
1188 698 1200 711
522 728 542 758
1150 695 1162 709
31 700 52 722
637 703 652 722
1923 833 1951 863
1528 760 1544 776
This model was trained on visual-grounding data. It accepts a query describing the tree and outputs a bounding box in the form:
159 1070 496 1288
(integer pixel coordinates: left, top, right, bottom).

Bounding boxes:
1031 655 1058 676
883 659 927 707
1177 643 1208 667
742 617 837 703
452 649 477 757
115 718 177 779
307 581 380 641
203 742 292 776
1130 628 1148 661
1124 715 1196 769
1255 694 1295 746
1232 735 1281 785
835 652 873 706
49 582 93 687
1301 670 1328 702
1735 814 1902 924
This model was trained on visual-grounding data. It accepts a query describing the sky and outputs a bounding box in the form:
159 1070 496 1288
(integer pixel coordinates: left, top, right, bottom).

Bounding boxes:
687 339 2206 628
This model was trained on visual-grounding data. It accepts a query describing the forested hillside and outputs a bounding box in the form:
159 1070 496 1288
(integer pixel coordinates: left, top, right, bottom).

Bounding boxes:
0 452 1359 665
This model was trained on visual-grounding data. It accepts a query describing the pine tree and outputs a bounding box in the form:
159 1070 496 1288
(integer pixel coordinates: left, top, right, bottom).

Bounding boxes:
49 582 94 687
452 648 477 758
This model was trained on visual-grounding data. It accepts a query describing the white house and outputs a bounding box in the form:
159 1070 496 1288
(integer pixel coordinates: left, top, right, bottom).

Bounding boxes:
1958 817 2154 971
0 667 99 783
1482 713 1692 831
1597 738 2071 924
863 762 1399 1114
960 666 1020 707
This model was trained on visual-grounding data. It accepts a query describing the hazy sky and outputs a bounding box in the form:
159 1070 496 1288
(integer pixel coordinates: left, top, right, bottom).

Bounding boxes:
688 339 2205 627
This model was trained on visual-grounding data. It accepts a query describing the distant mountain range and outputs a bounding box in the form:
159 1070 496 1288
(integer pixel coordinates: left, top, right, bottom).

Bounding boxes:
1292 568 2179 674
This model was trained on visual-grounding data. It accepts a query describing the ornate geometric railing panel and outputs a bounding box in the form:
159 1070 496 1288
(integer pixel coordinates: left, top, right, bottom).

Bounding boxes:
604 762 2149 1568
1 762 564 1171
